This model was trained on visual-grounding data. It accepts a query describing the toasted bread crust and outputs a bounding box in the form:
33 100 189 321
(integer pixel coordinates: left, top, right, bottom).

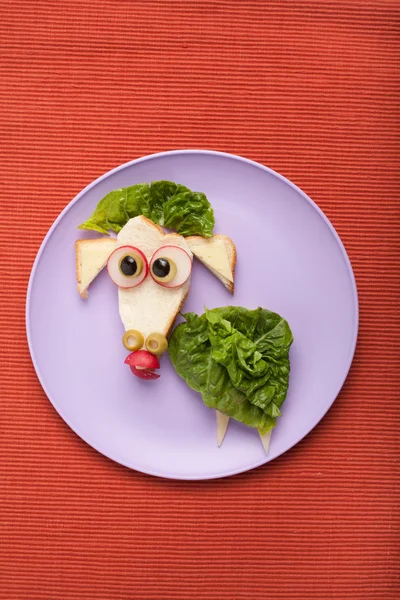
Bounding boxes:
225 280 234 294
135 216 165 237
220 234 236 294
224 235 237 281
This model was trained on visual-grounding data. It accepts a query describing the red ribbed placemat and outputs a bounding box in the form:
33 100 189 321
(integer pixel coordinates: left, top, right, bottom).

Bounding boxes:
1 1 399 599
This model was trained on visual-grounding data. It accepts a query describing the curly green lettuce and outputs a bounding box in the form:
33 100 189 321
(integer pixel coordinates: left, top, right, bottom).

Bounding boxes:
169 307 293 434
78 180 215 238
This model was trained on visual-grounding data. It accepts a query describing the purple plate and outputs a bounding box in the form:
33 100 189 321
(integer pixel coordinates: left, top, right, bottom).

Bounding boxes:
26 150 358 480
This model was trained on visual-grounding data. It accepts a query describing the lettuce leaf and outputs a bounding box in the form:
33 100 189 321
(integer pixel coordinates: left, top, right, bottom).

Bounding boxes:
169 307 293 434
78 180 214 237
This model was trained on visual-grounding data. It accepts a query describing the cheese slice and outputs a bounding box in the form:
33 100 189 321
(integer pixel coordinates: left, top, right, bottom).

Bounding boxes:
75 238 117 298
186 235 235 283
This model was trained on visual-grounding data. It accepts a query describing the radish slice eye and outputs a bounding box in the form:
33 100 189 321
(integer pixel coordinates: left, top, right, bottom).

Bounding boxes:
150 246 192 288
107 245 148 288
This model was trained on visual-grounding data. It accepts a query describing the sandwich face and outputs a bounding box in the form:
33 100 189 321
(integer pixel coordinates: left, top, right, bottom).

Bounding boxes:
116 216 192 339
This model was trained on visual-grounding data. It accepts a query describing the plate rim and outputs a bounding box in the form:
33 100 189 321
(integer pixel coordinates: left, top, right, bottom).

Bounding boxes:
26 149 359 480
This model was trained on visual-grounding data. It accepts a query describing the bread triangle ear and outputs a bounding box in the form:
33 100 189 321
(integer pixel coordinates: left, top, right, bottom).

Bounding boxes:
185 235 236 294
75 238 117 298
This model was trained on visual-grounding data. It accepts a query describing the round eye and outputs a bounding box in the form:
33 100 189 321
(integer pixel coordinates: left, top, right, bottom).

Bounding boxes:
122 329 144 352
120 255 142 277
150 245 192 288
152 257 177 283
107 245 148 288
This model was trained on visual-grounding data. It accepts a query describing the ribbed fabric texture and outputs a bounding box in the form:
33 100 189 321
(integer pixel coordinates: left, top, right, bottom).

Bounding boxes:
0 1 399 598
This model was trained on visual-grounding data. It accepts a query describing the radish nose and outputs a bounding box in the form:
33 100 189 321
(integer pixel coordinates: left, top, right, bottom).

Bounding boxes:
124 350 161 381
124 350 160 370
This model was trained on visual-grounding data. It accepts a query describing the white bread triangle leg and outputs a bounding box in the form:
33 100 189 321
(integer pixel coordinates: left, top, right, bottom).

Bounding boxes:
258 429 272 454
216 412 230 447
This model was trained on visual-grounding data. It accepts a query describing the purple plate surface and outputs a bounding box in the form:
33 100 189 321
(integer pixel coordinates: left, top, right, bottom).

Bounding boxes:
26 150 358 480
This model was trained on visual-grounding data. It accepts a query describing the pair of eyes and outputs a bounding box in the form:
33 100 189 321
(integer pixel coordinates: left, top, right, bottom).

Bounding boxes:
107 245 192 289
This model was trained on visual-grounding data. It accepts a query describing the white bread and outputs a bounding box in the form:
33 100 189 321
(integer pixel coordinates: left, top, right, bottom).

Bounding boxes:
186 235 236 294
75 238 117 298
116 216 193 338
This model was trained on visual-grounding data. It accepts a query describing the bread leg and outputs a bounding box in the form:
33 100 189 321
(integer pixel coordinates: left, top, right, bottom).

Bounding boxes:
258 429 272 454
216 411 230 447
216 412 272 454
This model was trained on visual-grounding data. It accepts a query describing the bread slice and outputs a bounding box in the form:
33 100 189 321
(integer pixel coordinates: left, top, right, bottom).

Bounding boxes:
75 238 117 299
116 216 193 339
186 235 236 293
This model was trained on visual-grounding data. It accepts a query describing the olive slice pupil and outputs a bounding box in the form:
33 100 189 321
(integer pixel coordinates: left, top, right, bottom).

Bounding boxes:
120 256 137 276
152 258 170 278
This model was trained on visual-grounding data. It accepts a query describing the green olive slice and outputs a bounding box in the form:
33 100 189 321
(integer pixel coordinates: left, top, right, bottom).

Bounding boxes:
122 329 144 352
151 257 177 283
118 252 143 278
145 332 168 356
149 245 192 288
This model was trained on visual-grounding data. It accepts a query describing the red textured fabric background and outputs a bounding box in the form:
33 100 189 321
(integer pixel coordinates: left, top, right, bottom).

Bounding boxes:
1 1 399 599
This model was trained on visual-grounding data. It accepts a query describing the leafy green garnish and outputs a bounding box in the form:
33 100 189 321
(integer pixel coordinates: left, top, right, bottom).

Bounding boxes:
78 180 215 238
169 307 293 434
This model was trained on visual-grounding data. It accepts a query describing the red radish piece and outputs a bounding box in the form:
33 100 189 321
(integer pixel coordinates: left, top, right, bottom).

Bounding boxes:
125 350 160 369
107 245 148 288
130 366 160 380
150 245 192 288
125 350 160 380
